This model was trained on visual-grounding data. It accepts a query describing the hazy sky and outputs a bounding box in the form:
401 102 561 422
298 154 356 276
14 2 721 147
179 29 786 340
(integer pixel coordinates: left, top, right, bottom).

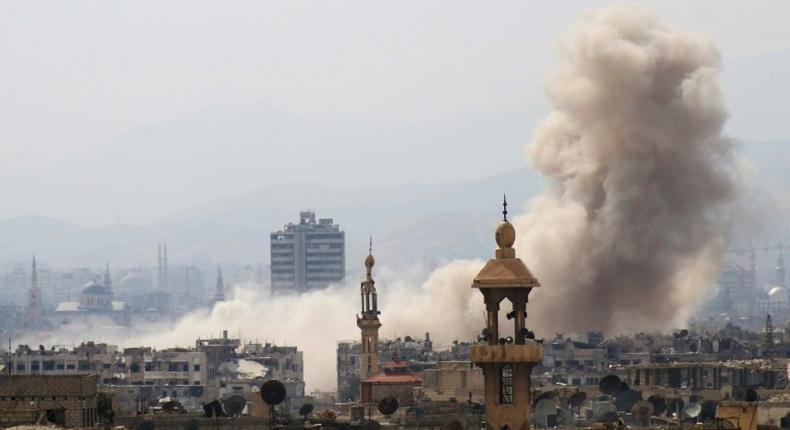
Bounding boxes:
1 1 789 226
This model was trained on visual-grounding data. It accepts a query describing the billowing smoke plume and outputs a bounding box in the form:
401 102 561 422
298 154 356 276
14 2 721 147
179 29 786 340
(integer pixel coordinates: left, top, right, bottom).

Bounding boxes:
20 4 744 393
515 3 740 333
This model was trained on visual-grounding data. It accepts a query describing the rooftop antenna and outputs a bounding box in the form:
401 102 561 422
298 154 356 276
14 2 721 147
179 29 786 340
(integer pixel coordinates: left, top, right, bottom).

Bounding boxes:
502 194 508 221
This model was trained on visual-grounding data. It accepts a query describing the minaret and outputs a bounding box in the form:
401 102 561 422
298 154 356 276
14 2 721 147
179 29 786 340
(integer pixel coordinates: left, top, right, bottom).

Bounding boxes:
357 238 381 391
470 196 543 430
775 249 786 288
163 243 169 291
765 314 775 358
213 265 226 303
157 243 163 290
24 256 44 329
103 262 112 291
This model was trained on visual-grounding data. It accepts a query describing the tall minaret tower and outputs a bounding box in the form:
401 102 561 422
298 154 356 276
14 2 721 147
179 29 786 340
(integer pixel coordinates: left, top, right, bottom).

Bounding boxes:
103 262 113 291
163 243 169 291
158 243 164 290
157 243 170 291
213 265 226 303
470 196 543 430
775 249 786 288
24 256 44 329
357 238 381 386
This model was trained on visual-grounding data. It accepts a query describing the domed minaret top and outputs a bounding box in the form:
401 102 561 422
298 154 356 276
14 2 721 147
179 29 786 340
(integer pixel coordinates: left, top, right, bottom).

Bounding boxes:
364 237 375 273
495 194 517 258
473 195 540 288
360 237 378 315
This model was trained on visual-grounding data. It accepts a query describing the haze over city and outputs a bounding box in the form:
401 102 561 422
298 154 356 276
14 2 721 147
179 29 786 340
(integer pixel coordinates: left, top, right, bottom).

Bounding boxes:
1 2 790 430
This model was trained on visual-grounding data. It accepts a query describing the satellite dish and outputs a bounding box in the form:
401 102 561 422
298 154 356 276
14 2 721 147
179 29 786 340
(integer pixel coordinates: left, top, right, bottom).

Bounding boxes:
136 421 155 430
183 419 199 430
631 400 654 420
260 380 287 406
378 396 399 416
667 398 685 417
569 392 587 408
223 395 246 417
599 375 623 396
299 404 314 418
534 398 558 428
745 388 758 402
720 384 734 400
732 386 747 401
701 400 719 420
684 402 702 419
615 389 642 412
648 394 667 416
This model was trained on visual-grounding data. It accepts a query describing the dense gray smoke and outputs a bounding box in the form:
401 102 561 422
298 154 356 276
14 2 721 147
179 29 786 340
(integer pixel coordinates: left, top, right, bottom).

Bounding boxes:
515 3 740 333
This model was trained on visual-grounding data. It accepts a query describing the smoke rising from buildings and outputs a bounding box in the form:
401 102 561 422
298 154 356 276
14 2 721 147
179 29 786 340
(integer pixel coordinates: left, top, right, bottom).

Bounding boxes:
513 3 741 333
13 3 750 392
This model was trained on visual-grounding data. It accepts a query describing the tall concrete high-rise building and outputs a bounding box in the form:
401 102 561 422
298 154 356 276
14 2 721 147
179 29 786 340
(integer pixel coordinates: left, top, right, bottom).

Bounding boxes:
270 211 345 294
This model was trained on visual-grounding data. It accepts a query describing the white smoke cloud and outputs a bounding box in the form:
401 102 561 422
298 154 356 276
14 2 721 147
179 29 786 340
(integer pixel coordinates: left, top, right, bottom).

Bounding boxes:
19 3 745 394
514 3 741 334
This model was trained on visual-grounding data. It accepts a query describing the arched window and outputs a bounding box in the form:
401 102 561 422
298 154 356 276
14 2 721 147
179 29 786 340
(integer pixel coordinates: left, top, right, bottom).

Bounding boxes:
500 365 514 404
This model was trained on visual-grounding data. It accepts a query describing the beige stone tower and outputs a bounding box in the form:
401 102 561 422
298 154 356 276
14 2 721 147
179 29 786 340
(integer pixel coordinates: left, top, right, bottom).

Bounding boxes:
357 240 381 384
471 197 543 430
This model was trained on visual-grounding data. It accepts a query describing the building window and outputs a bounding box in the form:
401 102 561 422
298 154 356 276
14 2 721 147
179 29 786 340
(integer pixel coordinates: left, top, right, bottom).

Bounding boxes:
500 365 514 404
193 364 201 371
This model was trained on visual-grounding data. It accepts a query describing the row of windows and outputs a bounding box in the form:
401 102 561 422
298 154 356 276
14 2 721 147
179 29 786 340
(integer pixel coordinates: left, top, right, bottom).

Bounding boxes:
305 234 344 240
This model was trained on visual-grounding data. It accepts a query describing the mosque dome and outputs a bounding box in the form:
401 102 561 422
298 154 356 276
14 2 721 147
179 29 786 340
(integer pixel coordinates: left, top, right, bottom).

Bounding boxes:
81 279 109 295
78 279 113 311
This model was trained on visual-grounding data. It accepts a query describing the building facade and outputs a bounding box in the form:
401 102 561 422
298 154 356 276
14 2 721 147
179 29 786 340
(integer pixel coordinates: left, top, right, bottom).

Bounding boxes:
270 211 345 294
0 374 99 428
